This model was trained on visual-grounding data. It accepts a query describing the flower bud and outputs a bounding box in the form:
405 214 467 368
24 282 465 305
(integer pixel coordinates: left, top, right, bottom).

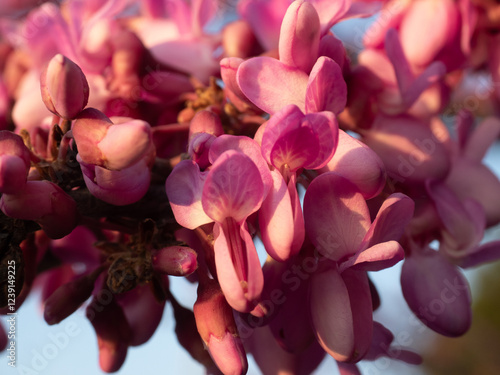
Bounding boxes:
0 131 31 194
0 180 78 239
73 108 153 171
44 268 102 325
194 279 248 375
40 54 89 119
86 295 131 373
152 246 198 276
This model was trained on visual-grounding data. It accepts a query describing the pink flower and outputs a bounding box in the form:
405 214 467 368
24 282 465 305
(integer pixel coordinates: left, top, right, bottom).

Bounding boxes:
304 172 414 362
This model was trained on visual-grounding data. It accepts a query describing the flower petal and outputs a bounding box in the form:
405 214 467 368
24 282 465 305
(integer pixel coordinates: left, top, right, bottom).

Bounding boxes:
165 160 212 229
320 130 386 199
304 172 370 261
305 57 347 114
237 56 308 114
342 241 404 272
401 248 472 337
279 0 320 73
203 150 264 223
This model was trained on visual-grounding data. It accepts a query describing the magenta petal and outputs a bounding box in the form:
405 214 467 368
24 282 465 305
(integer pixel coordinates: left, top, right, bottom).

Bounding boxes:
305 57 347 114
399 0 459 67
279 0 320 73
303 111 339 170
461 240 500 269
80 158 151 206
401 62 446 110
308 0 350 35
363 193 415 249
384 28 413 93
463 117 500 163
311 267 372 362
271 125 318 172
343 241 404 272
237 56 309 114
220 57 254 107
401 249 472 337
426 180 484 258
165 160 212 229
258 169 295 262
213 221 263 312
208 135 272 196
116 284 165 346
203 150 264 223
288 174 305 253
320 130 386 199
304 173 370 261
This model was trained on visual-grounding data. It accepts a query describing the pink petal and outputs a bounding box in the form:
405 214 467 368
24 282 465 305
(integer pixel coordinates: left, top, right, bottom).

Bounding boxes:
363 115 451 183
203 150 264 223
208 135 273 196
337 362 361 375
302 111 339 170
399 0 459 67
384 28 413 94
279 0 320 73
308 0 350 34
237 0 291 51
342 241 404 272
401 62 446 110
305 57 347 114
362 193 415 249
191 0 217 35
463 117 500 163
319 130 386 199
220 57 256 109
401 248 472 337
237 56 309 114
426 180 485 259
310 267 372 362
98 120 152 170
80 158 151 206
303 172 371 261
446 158 500 227
288 174 305 253
258 169 296 262
213 221 263 312
319 34 347 71
165 160 212 230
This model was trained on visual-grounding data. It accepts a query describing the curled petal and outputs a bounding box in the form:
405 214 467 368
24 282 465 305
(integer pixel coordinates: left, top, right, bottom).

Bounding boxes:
341 241 404 273
463 117 500 163
213 221 263 312
80 158 151 206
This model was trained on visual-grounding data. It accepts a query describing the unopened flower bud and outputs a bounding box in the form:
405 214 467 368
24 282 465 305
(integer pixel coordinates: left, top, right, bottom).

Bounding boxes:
73 108 153 171
86 295 131 373
194 279 248 375
152 246 198 276
44 267 102 325
40 54 89 119
0 131 31 194
189 110 224 138
0 180 78 239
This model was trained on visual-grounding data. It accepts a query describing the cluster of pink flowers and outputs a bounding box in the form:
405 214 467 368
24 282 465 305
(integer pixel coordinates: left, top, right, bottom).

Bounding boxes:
1 0 500 374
